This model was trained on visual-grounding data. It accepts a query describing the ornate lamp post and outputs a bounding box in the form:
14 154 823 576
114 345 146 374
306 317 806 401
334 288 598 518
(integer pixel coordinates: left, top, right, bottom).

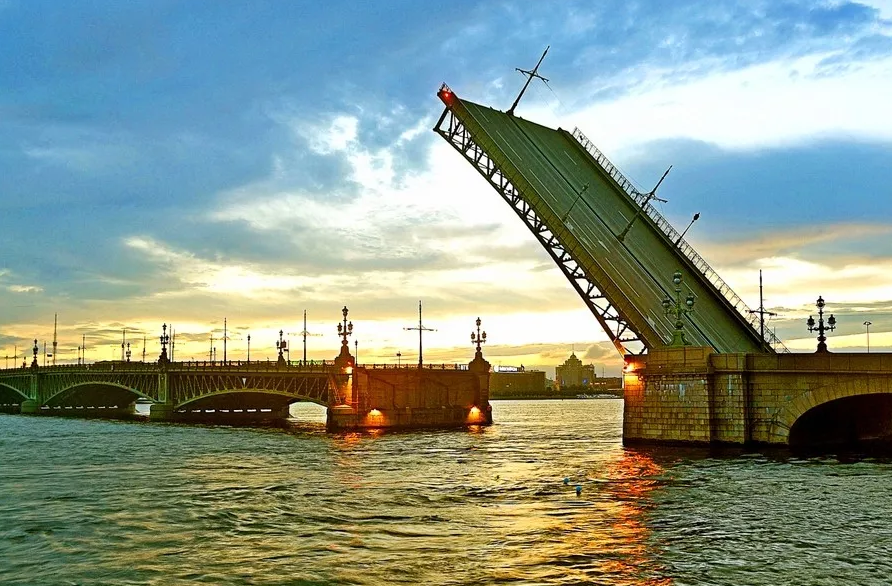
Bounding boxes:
158 323 170 364
354 340 358 366
662 271 695 346
397 351 401 367
125 342 131 362
31 339 38 369
336 306 354 366
247 334 251 363
471 317 487 359
807 296 836 352
276 329 287 367
864 321 872 353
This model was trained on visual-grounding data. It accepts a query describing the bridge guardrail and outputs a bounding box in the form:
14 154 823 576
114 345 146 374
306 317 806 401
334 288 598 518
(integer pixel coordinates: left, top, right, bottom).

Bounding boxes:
571 127 788 352
0 361 475 373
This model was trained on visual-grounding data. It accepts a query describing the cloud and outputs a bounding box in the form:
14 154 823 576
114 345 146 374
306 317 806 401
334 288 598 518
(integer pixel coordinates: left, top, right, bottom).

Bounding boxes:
7 285 43 293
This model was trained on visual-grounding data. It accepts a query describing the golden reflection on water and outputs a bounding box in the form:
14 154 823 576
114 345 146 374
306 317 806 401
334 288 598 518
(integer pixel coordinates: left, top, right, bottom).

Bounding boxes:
487 447 672 585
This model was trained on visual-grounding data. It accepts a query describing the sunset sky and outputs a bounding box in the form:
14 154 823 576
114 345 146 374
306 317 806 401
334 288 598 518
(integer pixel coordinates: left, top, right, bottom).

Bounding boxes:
1 1 890 376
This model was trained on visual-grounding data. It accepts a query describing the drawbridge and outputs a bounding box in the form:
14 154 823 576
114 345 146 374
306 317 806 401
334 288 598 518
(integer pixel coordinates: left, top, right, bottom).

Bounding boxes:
433 84 785 357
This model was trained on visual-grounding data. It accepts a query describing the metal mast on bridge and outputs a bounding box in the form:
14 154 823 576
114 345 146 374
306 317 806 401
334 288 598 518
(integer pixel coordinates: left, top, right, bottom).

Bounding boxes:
507 46 549 117
404 301 436 368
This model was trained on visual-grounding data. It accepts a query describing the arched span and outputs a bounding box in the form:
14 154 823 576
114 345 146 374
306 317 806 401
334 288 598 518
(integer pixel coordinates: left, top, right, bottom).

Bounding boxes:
44 382 152 408
789 394 892 448
176 389 329 411
770 376 892 445
0 382 29 403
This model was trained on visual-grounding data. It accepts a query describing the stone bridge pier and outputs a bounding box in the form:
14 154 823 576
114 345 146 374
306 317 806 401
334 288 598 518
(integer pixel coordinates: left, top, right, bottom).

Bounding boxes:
623 346 892 447
327 351 492 430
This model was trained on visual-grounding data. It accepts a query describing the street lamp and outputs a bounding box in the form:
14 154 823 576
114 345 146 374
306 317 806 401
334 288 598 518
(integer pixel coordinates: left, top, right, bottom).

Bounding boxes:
864 321 872 353
247 334 251 363
397 351 401 367
677 212 700 244
807 296 836 352
471 317 487 357
662 271 695 346
355 340 358 366
159 324 170 364
276 329 287 367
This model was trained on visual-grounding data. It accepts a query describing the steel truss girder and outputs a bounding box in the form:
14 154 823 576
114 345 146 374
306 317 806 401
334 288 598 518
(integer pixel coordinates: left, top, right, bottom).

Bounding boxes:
170 371 334 407
39 371 159 404
435 109 645 355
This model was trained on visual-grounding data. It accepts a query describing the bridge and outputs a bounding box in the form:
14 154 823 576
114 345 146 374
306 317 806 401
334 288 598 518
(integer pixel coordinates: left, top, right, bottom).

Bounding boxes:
433 83 891 447
0 360 344 421
0 309 494 430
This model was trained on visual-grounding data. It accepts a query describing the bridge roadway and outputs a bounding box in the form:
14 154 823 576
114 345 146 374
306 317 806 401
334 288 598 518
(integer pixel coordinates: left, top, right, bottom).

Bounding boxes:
0 361 347 421
435 85 779 356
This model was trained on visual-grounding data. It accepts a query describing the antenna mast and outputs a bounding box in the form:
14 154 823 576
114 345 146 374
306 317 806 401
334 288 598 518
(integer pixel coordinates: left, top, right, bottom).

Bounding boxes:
507 46 550 116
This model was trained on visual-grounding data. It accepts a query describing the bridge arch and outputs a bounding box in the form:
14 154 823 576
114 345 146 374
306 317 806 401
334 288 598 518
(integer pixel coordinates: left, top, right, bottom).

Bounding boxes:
176 388 329 411
44 381 152 408
771 377 892 446
0 382 29 404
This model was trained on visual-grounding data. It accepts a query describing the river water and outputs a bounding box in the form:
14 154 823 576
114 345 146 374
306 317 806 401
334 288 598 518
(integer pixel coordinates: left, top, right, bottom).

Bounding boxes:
1 399 891 585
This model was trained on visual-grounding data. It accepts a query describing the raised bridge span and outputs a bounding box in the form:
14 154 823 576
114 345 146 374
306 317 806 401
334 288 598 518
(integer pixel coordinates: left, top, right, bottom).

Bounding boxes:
433 84 892 447
434 84 783 356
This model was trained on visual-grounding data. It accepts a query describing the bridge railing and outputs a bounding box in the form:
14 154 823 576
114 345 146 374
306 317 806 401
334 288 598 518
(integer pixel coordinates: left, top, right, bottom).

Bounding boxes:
360 363 470 371
571 127 788 352
173 359 336 370
0 359 341 373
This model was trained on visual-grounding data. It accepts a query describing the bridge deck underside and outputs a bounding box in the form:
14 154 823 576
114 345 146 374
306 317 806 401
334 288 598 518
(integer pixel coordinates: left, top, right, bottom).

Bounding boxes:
441 97 765 353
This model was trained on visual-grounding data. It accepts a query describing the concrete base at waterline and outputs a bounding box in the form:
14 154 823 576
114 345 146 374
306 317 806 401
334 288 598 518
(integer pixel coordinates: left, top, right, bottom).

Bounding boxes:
149 403 291 422
149 403 176 421
327 404 492 431
20 399 40 414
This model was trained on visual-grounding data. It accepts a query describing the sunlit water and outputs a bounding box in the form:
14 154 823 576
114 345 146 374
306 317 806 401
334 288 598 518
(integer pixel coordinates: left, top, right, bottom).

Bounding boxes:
2 400 892 585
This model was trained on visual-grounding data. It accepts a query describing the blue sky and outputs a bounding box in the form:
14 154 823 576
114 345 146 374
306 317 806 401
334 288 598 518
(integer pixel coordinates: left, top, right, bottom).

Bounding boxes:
1 0 891 373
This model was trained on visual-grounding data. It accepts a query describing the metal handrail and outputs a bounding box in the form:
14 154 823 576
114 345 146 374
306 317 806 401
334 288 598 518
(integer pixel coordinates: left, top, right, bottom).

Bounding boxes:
571 127 788 352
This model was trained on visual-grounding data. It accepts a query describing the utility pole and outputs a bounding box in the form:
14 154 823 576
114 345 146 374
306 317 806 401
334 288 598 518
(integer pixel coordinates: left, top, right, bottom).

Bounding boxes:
297 310 322 364
617 166 671 242
142 335 146 362
223 318 228 362
52 313 57 366
121 328 126 361
748 270 777 348
404 300 436 368
507 46 550 116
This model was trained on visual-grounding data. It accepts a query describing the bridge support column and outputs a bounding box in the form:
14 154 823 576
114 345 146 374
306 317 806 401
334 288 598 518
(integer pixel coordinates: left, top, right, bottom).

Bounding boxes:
149 403 176 421
20 399 40 414
271 405 291 419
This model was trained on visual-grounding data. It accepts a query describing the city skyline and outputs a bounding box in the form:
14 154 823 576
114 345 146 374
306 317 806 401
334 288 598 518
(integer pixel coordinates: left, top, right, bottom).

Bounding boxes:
1 1 891 375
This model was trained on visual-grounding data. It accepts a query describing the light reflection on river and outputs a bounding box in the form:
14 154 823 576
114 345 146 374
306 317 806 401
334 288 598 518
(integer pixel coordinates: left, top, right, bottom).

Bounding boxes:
2 399 892 585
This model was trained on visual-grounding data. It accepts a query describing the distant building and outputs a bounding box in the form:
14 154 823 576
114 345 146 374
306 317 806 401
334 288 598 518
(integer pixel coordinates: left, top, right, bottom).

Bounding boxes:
555 352 596 390
489 366 546 397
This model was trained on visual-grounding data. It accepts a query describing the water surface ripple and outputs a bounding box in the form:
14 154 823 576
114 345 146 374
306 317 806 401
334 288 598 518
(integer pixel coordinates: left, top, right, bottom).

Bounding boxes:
2 400 891 585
